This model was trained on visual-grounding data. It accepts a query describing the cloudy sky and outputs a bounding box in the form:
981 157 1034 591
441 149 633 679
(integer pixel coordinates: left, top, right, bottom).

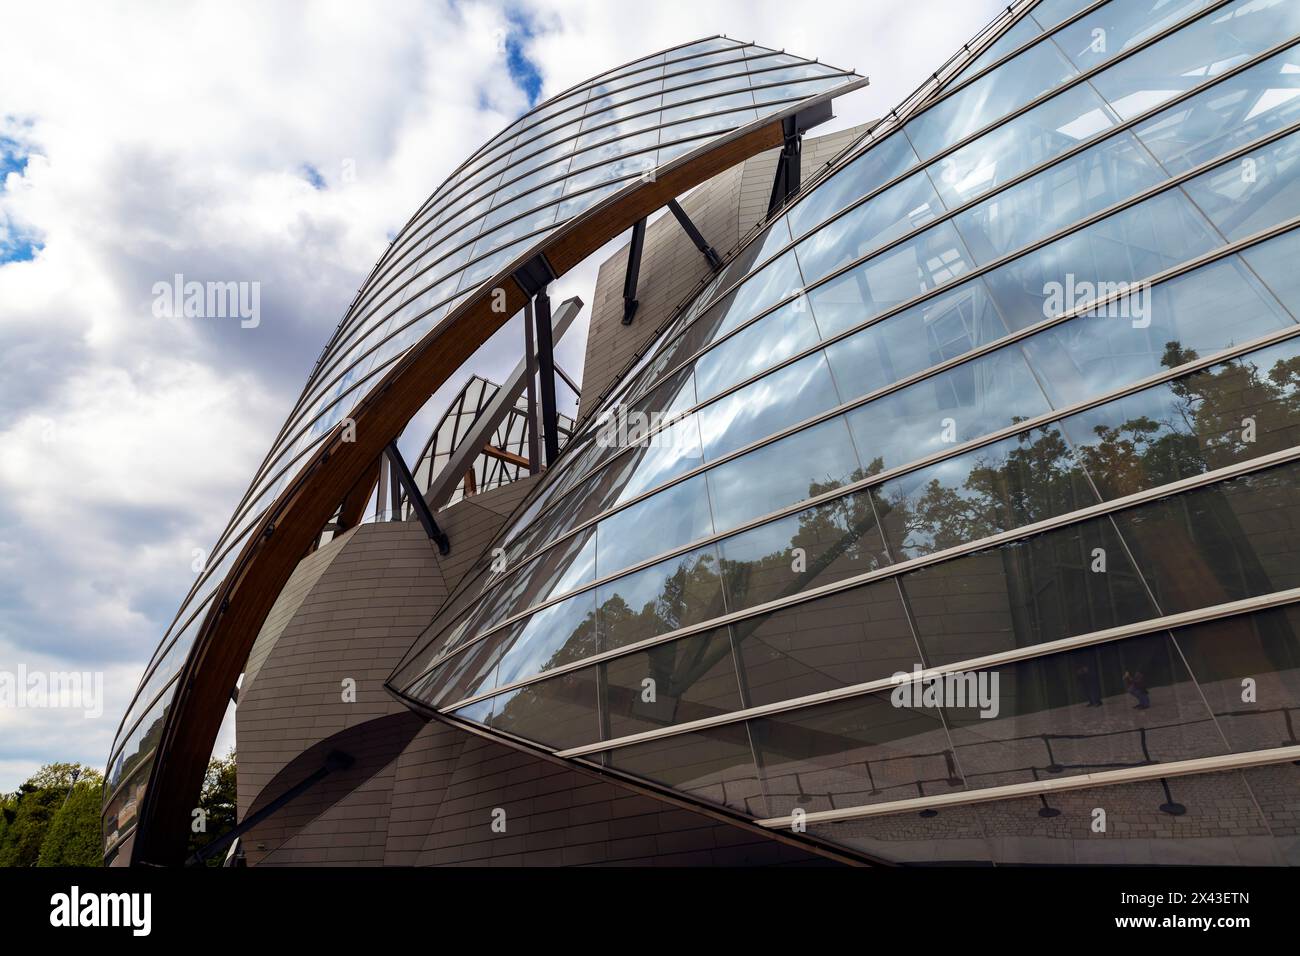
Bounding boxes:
0 0 1005 791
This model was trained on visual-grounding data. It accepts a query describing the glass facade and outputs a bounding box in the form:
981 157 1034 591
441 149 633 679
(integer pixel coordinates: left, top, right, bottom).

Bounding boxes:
103 36 863 858
389 0 1300 865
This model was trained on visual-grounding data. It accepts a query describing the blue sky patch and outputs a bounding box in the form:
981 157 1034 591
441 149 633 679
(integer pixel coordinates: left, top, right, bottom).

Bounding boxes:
300 162 327 190
1 136 30 188
0 220 42 263
503 8 543 107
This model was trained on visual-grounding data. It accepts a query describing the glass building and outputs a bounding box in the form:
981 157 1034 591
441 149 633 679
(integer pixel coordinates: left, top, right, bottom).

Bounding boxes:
109 0 1300 867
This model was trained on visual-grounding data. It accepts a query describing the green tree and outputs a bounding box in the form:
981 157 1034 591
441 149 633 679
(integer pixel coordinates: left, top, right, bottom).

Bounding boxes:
37 770 104 867
0 763 99 867
186 750 237 866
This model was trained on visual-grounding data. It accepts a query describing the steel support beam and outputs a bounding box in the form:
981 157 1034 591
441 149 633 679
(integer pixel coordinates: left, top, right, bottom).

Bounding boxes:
554 363 580 397
514 254 561 466
424 297 582 510
187 750 354 866
621 217 647 325
766 100 834 216
375 454 389 517
768 115 803 216
384 442 450 554
667 199 723 270
533 290 561 466
522 298 541 475
388 458 402 522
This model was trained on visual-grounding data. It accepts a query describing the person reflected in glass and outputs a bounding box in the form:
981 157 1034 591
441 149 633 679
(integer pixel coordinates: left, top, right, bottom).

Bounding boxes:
1123 670 1150 710
1075 662 1103 708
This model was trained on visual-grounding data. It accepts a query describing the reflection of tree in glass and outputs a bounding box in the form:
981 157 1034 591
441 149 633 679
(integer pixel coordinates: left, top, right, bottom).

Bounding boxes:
877 422 1085 558
598 551 724 655
1076 343 1300 499
501 343 1300 728
876 343 1300 556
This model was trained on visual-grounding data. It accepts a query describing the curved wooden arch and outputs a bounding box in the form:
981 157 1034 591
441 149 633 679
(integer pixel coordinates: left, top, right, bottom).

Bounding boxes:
120 84 869 864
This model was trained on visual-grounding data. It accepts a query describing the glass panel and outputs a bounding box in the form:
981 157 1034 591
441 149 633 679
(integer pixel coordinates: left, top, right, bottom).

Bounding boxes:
661 84 753 116
1134 44 1300 174
693 300 821 402
103 757 152 857
486 669 600 750
718 490 891 613
983 187 1221 334
786 133 922 240
450 697 494 724
1060 334 1300 499
1051 0 1214 74
666 109 756 140
843 345 1051 475
706 416 864 532
716 216 792 292
929 82 1120 210
1172 604 1300 754
901 514 1156 665
805 222 976 339
945 632 1225 795
955 15 1042 82
702 250 805 349
1240 224 1300 313
107 692 171 792
1089 0 1300 121
905 35 1078 160
733 580 914 706
605 723 766 815
1031 0 1095 31
1021 253 1292 407
594 472 714 576
596 543 726 653
476 528 598 630
873 423 1100 560
953 131 1166 264
696 351 842 461
492 590 599 688
1113 459 1300 614
583 413 704 517
602 627 743 739
824 280 1007 403
751 76 848 108
794 169 948 285
1182 128 1300 241
118 595 213 743
750 690 964 817
404 621 511 706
